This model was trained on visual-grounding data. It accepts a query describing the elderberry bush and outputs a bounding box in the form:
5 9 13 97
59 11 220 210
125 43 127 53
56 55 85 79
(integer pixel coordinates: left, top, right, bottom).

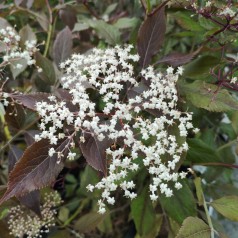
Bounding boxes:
0 0 238 237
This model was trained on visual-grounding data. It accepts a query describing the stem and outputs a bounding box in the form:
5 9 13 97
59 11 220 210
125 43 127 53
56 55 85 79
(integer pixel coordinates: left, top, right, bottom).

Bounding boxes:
0 111 11 141
62 199 88 227
217 139 237 151
203 193 215 238
43 24 53 57
146 0 151 14
43 0 53 57
194 175 215 238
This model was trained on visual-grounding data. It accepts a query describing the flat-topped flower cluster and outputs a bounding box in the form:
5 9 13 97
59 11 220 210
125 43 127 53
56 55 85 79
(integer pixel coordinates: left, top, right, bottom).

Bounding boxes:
35 45 198 213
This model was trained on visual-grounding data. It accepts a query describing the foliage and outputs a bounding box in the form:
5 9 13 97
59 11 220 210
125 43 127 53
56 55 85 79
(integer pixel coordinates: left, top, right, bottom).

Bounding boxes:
0 0 238 237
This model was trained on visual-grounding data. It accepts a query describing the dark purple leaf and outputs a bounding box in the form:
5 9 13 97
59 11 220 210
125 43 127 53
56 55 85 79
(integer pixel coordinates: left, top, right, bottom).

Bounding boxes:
8 145 41 216
5 104 26 133
53 27 73 67
55 88 73 101
127 83 149 99
59 6 77 30
0 138 70 204
137 6 166 68
156 48 201 67
8 145 24 173
18 190 41 217
24 130 40 146
55 88 78 112
11 93 51 111
80 133 112 176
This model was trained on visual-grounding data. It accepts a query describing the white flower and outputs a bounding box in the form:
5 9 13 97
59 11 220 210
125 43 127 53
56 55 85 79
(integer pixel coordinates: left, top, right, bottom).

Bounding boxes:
231 77 237 84
67 152 76 160
33 45 196 214
48 148 55 157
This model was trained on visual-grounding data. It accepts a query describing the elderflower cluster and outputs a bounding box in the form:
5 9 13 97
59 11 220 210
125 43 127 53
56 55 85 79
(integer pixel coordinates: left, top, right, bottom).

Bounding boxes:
0 26 39 75
35 45 198 213
8 191 62 238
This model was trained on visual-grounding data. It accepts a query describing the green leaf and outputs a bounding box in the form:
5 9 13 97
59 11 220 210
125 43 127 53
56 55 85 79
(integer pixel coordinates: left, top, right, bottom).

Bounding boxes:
194 177 203 206
73 22 89 32
131 186 156 236
114 17 139 29
231 111 238 134
74 212 108 232
168 218 180 238
211 196 238 221
184 55 220 78
92 20 121 45
0 102 5 117
198 16 218 30
146 214 163 238
0 208 9 220
176 217 210 238
103 3 118 15
179 81 238 112
97 212 113 233
174 12 204 32
160 180 197 224
187 138 221 163
35 52 56 85
58 207 70 222
78 166 100 197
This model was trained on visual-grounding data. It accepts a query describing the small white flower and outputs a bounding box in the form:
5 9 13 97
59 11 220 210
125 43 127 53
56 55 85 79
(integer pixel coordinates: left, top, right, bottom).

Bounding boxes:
32 45 196 213
231 77 237 84
48 148 55 157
